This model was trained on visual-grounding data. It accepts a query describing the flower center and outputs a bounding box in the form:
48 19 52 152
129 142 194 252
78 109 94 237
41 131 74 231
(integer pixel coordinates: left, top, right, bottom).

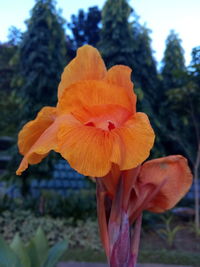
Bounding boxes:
85 120 116 131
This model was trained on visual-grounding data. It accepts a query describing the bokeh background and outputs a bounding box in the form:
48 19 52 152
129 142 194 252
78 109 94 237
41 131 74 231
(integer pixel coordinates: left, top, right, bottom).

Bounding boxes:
0 0 199 265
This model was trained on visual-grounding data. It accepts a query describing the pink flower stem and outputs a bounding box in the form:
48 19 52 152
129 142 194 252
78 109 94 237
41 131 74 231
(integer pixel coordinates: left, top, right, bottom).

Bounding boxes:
96 178 143 267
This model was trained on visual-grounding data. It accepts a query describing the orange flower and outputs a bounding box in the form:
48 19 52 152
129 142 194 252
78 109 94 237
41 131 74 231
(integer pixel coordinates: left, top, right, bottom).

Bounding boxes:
96 155 192 264
16 45 193 267
101 155 192 215
16 45 155 176
138 155 192 213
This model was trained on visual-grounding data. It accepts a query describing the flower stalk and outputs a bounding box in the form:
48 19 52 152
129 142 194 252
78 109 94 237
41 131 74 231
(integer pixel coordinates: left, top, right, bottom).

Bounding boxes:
96 173 143 267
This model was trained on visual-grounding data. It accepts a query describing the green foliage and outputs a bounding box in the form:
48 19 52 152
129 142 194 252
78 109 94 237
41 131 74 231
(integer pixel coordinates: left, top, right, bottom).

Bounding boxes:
42 240 68 267
155 31 187 158
31 227 49 266
161 30 186 90
0 91 25 136
188 221 200 237
16 0 67 120
166 82 199 160
191 46 200 91
157 215 183 248
0 235 22 267
0 189 96 221
7 0 68 187
130 22 160 157
40 188 96 219
99 0 134 67
0 209 100 250
132 25 159 105
0 43 17 93
39 189 96 220
0 227 67 267
139 249 200 266
142 211 161 230
7 27 22 47
10 234 31 267
26 239 40 267
163 46 200 165
68 6 101 51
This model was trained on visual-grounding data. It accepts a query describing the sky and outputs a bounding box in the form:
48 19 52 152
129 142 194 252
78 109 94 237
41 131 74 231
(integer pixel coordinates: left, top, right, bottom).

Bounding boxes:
0 0 199 66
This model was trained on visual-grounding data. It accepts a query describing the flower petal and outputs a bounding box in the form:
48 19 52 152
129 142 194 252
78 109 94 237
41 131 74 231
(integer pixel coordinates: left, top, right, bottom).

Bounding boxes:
58 80 134 115
105 65 136 113
58 45 106 99
16 107 58 175
58 115 113 177
111 112 155 170
139 155 193 212
101 164 121 197
18 107 57 155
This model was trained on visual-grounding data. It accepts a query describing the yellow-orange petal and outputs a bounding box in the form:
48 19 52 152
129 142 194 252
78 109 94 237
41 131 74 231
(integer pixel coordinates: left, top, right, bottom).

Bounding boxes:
57 115 113 177
58 45 106 99
111 112 155 170
105 65 136 113
139 155 193 213
58 80 134 115
18 107 57 155
16 107 58 175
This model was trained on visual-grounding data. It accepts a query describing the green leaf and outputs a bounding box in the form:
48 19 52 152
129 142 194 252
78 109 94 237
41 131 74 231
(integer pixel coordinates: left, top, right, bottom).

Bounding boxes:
0 235 23 267
26 240 40 267
42 240 68 267
10 234 31 267
32 227 49 266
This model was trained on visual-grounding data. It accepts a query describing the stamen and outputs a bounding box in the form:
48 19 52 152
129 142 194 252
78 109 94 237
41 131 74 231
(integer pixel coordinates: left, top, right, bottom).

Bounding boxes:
85 121 95 127
108 121 115 131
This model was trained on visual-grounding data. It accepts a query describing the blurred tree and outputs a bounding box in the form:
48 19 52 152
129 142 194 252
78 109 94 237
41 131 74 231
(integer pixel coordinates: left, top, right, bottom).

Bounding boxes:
0 91 25 136
15 0 67 120
0 39 21 136
131 25 162 157
0 43 17 93
155 31 186 158
98 0 134 67
68 9 86 50
67 6 101 58
191 46 200 84
166 47 200 230
161 30 186 90
132 24 159 109
85 7 101 46
4 0 67 196
7 26 22 46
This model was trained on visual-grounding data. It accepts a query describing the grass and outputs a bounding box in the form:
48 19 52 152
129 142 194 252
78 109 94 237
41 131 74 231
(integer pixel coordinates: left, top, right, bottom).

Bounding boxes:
139 249 200 266
62 248 200 266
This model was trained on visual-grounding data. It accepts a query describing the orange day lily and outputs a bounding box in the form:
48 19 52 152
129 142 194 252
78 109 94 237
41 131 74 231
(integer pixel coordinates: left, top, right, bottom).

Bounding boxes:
16 45 192 267
16 45 155 177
